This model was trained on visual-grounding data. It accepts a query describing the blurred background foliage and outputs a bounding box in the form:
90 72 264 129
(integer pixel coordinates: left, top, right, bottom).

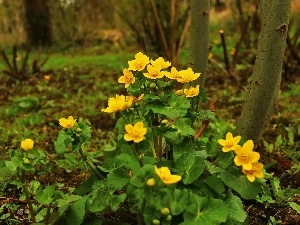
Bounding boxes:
0 0 299 73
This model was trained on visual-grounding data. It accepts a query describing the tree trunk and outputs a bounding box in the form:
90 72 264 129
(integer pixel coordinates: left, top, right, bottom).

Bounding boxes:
190 0 210 87
235 0 291 142
24 0 52 46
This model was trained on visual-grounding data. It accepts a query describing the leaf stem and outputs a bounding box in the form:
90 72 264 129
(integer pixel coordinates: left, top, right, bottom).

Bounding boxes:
78 147 105 180
17 168 36 223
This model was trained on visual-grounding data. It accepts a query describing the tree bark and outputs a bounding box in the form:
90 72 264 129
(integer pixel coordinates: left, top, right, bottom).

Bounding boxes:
235 0 291 141
24 0 52 46
189 0 210 87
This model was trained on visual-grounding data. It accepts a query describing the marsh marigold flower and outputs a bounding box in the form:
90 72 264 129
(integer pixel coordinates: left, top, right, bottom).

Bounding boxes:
242 162 264 182
150 57 171 69
102 94 133 113
154 165 182 185
124 122 147 143
183 85 200 97
21 139 34 151
143 65 165 79
234 140 260 170
128 52 149 71
165 67 180 80
59 116 76 128
218 132 241 152
118 68 135 88
175 89 184 96
177 68 201 83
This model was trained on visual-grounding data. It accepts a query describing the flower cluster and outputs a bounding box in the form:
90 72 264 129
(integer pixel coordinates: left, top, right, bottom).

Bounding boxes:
218 132 264 182
102 52 201 114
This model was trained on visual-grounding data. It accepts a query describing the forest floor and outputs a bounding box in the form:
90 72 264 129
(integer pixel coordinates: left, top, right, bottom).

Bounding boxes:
0 46 299 224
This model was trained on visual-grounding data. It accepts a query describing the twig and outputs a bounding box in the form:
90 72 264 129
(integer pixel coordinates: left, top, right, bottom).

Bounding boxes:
286 34 300 64
149 0 171 60
0 197 27 204
219 30 231 77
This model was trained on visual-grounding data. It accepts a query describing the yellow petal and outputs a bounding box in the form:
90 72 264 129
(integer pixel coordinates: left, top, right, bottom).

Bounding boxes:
247 174 255 182
243 140 254 152
251 152 260 162
226 132 233 140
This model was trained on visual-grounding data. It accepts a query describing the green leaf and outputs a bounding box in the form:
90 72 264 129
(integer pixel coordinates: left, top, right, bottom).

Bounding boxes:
199 86 208 103
164 118 195 144
101 153 131 172
73 172 99 196
224 191 247 223
204 175 225 194
107 168 131 190
289 202 300 213
183 194 229 225
55 130 73 154
218 151 234 169
35 208 48 222
0 161 18 176
169 189 190 215
196 110 215 120
147 94 190 118
175 153 205 184
204 161 223 174
66 196 88 225
36 185 56 205
288 129 294 145
77 122 92 145
219 171 262 199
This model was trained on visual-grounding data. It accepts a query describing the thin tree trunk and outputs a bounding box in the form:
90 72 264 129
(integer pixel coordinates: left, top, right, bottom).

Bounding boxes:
24 0 52 46
189 0 210 87
235 0 291 142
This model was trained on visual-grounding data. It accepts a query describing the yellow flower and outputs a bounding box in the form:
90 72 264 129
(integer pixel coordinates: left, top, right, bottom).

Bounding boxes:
59 116 76 128
21 139 34 151
44 75 51 80
175 89 184 96
242 162 264 182
177 68 201 83
218 132 241 152
183 85 200 97
154 165 182 185
124 122 147 143
146 178 156 187
143 65 165 79
165 67 180 80
102 94 133 113
150 57 171 69
234 140 260 170
128 52 150 71
118 68 135 88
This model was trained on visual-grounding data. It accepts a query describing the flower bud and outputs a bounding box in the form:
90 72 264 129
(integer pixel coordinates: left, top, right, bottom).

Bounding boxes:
160 208 170 215
160 119 168 125
23 157 30 164
146 178 156 187
166 215 172 221
171 125 176 129
76 128 82 132
152 219 160 225
76 133 80 137
150 83 157 89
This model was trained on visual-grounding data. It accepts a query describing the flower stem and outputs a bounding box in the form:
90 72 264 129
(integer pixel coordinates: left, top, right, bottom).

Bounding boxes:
78 147 105 180
17 168 36 223
132 144 144 167
44 204 51 225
